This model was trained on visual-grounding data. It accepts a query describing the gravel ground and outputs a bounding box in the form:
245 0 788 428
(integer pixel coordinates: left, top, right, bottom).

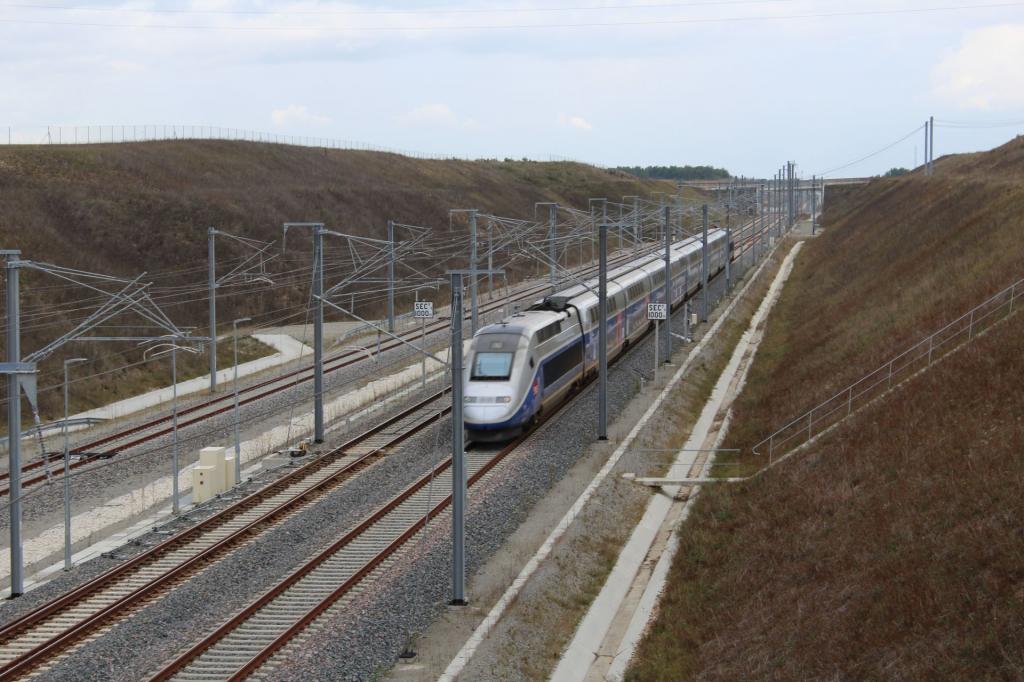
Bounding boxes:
253 260 750 682
4 248 753 681
0 290 513 564
31 384 456 682
0 380 442 628
0 253 638 568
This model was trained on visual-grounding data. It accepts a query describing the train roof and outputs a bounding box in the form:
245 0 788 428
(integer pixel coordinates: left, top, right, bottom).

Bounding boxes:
537 231 728 311
482 309 567 335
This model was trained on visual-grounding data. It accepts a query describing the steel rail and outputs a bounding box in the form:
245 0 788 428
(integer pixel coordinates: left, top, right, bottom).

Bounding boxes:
0 389 452 680
150 398 543 681
147 247 755 680
0 249 651 499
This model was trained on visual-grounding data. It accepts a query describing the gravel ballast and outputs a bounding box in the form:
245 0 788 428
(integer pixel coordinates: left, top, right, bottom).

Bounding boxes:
7 251 753 681
254 263 749 682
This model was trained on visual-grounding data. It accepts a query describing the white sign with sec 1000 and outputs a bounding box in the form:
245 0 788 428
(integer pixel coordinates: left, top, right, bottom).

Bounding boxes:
413 301 434 319
647 303 667 321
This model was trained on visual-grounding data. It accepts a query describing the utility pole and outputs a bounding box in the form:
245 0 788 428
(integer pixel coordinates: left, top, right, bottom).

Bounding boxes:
549 204 558 288
633 196 641 252
232 316 251 487
487 219 494 298
701 205 709 322
313 227 324 442
5 250 24 596
535 203 558 289
791 163 795 228
662 205 671 364
780 168 785 232
208 226 217 392
449 271 467 606
786 164 792 229
786 164 791 228
791 162 797 228
929 115 935 176
602 199 608 260
621 196 638 251
772 172 778 236
386 220 395 333
725 227 732 292
61 357 87 571
924 120 930 176
598 223 608 441
469 211 479 334
756 184 764 261
778 167 786 232
283 222 326 443
786 163 791 228
812 175 818 235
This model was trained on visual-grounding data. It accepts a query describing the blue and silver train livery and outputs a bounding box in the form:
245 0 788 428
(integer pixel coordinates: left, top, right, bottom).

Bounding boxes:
463 231 730 440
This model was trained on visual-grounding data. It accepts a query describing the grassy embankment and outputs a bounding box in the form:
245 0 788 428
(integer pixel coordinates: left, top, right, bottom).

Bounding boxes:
0 141 680 423
628 137 1024 680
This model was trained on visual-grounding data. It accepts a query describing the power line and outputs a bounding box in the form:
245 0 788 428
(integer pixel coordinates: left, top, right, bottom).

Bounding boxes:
935 118 1024 129
0 0 819 17
815 123 925 177
1 2 1021 32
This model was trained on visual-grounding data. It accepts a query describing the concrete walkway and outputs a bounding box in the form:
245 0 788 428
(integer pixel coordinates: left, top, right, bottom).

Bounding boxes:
551 241 804 682
66 334 312 427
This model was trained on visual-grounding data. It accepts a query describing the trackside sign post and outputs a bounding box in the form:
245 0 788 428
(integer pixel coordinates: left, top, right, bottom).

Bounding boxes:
414 301 434 388
647 303 667 320
648 303 668 378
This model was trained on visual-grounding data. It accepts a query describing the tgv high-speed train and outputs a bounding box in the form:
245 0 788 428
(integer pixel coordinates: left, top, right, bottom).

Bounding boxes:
463 230 730 440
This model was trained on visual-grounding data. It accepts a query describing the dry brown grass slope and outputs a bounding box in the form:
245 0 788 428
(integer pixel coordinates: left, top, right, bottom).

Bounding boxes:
723 136 1024 456
0 141 676 423
628 137 1024 680
629 314 1024 680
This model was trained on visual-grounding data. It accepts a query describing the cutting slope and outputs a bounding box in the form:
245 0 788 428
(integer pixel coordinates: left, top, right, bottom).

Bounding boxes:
0 141 674 422
628 137 1024 679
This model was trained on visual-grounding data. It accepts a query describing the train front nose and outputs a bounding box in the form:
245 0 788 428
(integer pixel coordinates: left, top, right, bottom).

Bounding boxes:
462 390 516 426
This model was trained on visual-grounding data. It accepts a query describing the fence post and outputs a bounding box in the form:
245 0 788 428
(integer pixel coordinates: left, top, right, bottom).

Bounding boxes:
807 409 814 441
847 386 853 416
927 335 934 365
887 360 894 389
768 434 774 466
1010 283 1016 314
968 310 975 340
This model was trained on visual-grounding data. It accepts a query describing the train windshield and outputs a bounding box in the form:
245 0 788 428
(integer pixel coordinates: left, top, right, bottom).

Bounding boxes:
472 352 514 380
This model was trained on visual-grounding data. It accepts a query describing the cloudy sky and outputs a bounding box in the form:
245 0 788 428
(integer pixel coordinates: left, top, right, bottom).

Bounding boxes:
3 0 1024 177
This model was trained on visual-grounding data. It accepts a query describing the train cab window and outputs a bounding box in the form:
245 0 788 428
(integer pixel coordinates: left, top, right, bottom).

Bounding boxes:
472 352 514 380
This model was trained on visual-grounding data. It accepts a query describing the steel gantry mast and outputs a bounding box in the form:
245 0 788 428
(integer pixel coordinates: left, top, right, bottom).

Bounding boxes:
206 228 276 392
2 254 192 596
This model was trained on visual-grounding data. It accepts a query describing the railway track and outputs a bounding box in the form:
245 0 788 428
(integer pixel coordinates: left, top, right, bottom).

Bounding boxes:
0 390 452 680
0 248 656 499
0 219 777 680
150 431 535 681
145 239 777 680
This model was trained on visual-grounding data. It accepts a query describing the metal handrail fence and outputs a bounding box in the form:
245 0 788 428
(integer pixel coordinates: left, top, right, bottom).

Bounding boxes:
753 276 1022 463
2 124 605 166
3 124 458 160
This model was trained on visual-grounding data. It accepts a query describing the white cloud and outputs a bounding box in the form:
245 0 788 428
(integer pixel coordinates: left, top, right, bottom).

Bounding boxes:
933 24 1024 110
557 113 594 132
394 103 477 129
270 104 331 127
